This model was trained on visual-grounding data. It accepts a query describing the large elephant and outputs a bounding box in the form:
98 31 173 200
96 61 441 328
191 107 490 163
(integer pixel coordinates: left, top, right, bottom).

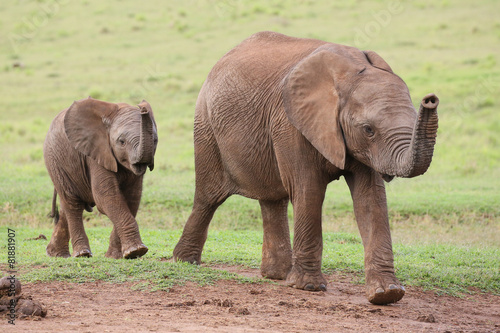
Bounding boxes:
44 97 158 259
173 31 439 305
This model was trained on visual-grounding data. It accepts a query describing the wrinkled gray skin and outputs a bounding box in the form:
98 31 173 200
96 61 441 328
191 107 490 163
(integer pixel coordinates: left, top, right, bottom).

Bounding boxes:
173 32 439 305
44 97 158 259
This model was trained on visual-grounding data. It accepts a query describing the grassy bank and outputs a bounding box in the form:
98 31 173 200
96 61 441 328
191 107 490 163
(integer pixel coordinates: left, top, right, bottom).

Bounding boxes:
0 227 498 296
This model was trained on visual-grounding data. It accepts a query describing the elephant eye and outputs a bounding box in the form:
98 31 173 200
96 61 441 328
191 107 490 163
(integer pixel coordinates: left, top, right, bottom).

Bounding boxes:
118 138 126 146
363 125 375 137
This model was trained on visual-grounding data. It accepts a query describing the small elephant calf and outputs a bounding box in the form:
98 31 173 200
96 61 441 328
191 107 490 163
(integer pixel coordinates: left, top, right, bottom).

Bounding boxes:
44 97 158 259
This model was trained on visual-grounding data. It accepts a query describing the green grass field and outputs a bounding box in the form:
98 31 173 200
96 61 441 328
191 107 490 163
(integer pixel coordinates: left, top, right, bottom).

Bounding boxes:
0 0 499 295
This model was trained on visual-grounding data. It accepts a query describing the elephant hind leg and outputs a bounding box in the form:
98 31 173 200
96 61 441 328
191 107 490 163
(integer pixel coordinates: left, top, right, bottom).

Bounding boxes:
173 176 230 264
173 198 226 265
105 227 122 259
46 208 71 258
59 199 92 258
174 116 231 264
259 198 292 280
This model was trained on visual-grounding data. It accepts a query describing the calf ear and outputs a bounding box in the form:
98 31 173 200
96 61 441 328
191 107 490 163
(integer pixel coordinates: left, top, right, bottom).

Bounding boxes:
363 50 393 73
64 97 119 172
283 50 363 169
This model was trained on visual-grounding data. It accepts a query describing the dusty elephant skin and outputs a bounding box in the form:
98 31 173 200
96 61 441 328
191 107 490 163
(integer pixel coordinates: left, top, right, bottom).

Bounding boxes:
44 97 158 259
173 31 439 305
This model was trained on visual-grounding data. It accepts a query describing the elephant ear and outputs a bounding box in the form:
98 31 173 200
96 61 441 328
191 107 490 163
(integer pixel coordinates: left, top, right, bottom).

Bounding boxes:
64 97 119 172
363 50 393 73
283 50 363 169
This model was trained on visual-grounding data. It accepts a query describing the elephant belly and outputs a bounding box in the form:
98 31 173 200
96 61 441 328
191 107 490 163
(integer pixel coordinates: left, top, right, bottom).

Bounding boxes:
202 67 290 201
215 130 288 201
45 134 93 205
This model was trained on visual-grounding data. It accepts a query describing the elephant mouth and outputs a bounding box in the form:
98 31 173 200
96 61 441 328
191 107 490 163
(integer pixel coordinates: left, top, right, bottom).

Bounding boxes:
132 163 148 176
381 174 395 182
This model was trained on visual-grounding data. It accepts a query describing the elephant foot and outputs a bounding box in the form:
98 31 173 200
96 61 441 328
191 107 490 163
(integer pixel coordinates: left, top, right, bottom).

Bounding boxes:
173 241 202 265
123 243 148 259
285 265 327 291
261 254 292 280
105 248 123 259
366 272 405 305
73 249 93 258
46 243 71 258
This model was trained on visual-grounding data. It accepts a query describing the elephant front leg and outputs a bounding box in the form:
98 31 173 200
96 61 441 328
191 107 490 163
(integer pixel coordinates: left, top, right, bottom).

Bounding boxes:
259 199 292 280
345 169 405 305
105 208 147 259
104 209 147 259
61 200 92 258
106 183 147 259
285 190 327 291
92 173 147 259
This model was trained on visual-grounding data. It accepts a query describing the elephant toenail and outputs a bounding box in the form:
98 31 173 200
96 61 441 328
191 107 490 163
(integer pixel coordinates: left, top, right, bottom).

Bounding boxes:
401 285 406 291
319 284 327 291
74 249 92 258
389 284 397 290
375 287 384 294
304 284 315 291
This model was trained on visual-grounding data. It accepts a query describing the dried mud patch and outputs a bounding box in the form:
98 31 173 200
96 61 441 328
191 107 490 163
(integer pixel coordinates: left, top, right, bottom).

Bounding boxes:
2 266 499 332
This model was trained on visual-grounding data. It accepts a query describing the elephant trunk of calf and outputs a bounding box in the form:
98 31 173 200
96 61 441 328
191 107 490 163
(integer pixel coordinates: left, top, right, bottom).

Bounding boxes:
135 110 155 168
397 93 439 178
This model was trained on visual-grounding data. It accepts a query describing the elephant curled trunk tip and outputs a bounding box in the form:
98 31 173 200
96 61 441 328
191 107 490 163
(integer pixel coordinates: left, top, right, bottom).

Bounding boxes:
398 93 439 178
422 93 439 112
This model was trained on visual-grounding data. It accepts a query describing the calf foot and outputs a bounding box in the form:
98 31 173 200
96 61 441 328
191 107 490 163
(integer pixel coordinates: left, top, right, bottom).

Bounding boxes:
46 242 71 258
173 240 202 264
286 265 327 291
123 243 148 259
105 248 122 259
366 272 405 305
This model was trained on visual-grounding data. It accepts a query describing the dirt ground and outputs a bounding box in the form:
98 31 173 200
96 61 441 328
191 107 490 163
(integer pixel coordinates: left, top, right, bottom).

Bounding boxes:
2 265 499 332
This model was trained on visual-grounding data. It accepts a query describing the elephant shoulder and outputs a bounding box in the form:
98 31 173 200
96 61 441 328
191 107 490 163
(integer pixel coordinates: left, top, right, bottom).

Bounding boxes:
247 31 291 42
244 31 324 49
50 107 68 125
46 108 69 141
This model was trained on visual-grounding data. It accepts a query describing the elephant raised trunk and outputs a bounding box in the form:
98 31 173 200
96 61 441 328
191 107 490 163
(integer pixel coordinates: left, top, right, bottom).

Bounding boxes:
396 93 439 178
135 108 155 170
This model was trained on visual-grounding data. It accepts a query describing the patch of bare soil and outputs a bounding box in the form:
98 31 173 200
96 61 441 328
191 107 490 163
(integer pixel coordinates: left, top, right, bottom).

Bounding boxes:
1 266 499 332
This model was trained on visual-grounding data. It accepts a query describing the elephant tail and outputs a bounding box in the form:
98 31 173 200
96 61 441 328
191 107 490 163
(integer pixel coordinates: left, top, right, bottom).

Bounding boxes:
47 188 59 224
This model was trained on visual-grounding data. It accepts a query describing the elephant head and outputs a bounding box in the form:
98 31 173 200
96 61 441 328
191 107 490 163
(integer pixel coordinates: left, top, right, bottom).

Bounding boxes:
283 47 439 181
64 97 158 176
